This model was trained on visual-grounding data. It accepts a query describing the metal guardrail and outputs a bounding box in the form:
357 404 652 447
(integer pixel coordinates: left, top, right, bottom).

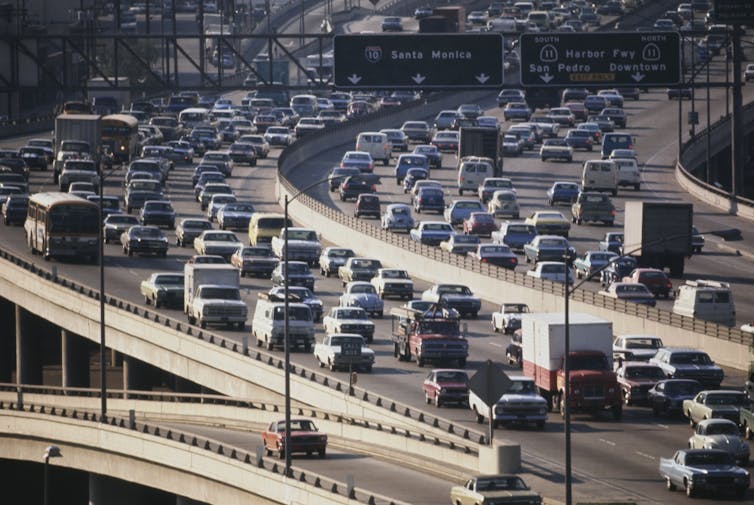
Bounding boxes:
0 246 486 450
0 398 411 505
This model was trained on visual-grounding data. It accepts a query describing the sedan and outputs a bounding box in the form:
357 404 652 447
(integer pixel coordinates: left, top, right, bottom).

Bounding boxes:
381 16 403 31
230 245 279 278
139 272 184 309
647 379 704 417
547 107 575 127
622 268 673 299
412 144 442 170
573 251 619 280
462 212 496 237
120 225 169 257
444 199 485 227
478 177 515 204
503 102 531 122
381 203 415 232
487 190 519 219
400 121 432 143
564 129 594 151
103 214 140 243
525 211 571 237
340 151 374 174
467 244 518 269
431 131 460 152
140 200 176 229
261 418 327 458
422 369 469 407
599 282 657 307
263 126 293 147
175 218 213 247
193 230 242 259
339 175 375 201
540 138 573 162
410 221 454 246
546 182 580 206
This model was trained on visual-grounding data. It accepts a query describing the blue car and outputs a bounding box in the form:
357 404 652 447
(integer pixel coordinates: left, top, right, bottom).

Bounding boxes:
403 167 429 193
564 129 594 151
409 221 454 246
413 187 446 214
546 181 580 206
491 221 538 251
394 154 428 184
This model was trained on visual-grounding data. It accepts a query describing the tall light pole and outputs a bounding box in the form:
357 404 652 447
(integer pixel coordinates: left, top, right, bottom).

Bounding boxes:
43 445 61 505
561 227 739 505
281 174 346 477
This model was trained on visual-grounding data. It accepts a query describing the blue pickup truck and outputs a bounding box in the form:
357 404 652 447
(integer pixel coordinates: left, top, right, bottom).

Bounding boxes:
659 449 749 498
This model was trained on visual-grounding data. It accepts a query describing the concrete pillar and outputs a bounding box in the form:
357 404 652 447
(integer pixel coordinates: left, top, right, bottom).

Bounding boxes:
15 305 42 385
62 330 90 388
0 298 15 382
89 473 173 505
478 440 521 474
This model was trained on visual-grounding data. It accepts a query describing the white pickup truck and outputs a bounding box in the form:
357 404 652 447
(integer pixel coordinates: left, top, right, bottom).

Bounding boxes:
270 227 321 265
313 333 374 372
468 375 547 430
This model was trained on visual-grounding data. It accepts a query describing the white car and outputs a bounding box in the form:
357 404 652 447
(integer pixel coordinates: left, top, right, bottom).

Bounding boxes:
688 419 750 466
491 303 530 334
526 261 574 285
313 333 375 372
612 335 664 363
370 268 414 300
322 306 376 343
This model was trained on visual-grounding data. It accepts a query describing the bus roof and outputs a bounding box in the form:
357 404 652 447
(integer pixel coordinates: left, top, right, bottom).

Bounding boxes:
101 114 139 127
29 191 98 209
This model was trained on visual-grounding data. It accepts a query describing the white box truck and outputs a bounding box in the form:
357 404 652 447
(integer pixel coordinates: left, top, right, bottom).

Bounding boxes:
521 312 623 420
53 113 101 183
184 263 247 330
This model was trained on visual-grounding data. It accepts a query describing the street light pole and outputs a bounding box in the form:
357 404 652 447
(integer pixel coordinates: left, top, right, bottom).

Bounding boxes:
99 160 106 421
43 445 61 505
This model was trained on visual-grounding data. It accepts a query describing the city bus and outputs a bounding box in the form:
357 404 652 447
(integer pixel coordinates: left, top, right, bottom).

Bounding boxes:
24 192 100 261
101 113 139 163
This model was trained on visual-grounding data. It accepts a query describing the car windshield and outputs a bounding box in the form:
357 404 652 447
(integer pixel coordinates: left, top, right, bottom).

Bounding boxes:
625 366 665 379
204 232 239 242
350 284 376 294
569 354 609 370
154 275 184 285
287 229 317 241
438 285 472 295
285 263 309 273
328 249 354 258
475 476 529 491
670 353 712 365
685 452 733 466
539 213 563 220
108 215 139 225
183 220 212 230
382 270 408 279
504 304 528 313
453 235 480 244
132 227 163 238
665 381 701 395
539 238 565 247
706 394 748 406
541 264 566 273
705 423 739 435
435 371 468 383
351 259 378 269
243 247 273 257
201 287 240 300
624 338 661 349
336 308 368 320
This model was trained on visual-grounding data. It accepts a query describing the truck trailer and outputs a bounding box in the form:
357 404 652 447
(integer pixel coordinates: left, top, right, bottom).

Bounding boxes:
458 127 503 177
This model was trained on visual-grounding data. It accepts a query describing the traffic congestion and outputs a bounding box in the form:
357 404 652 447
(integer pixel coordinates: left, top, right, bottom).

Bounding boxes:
1 0 754 503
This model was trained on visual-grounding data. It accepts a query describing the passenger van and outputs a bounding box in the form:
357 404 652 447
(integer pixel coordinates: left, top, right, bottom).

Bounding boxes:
178 107 210 129
611 158 641 191
252 294 315 351
581 159 618 196
601 132 633 159
248 212 293 245
672 279 735 327
289 94 318 117
355 132 391 166
457 156 493 195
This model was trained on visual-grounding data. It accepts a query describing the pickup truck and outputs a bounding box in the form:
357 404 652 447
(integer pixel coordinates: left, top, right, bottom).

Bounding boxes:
370 268 414 300
270 227 321 265
421 284 481 319
659 449 749 498
683 390 750 426
313 333 374 372
468 375 547 430
322 306 375 343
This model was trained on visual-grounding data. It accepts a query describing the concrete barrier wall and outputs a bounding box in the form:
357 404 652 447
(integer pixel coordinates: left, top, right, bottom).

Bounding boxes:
0 409 392 505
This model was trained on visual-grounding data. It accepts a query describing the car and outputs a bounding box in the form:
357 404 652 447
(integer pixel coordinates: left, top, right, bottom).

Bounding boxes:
444 199 485 227
267 286 323 322
547 107 576 127
573 251 619 281
217 202 255 231
647 379 704 417
263 126 293 146
491 221 537 251
615 362 667 405
598 107 627 129
457 104 483 119
477 177 515 204
468 244 518 270
322 306 376 343
230 245 278 278
1 193 28 226
294 117 325 137
174 218 213 248
412 144 442 170
659 449 750 498
431 130 460 152
338 257 383 285
400 121 432 143
684 390 750 426
497 89 526 107
270 261 315 291
413 187 446 214
318 247 355 277
688 419 750 466
339 281 384 317
540 138 573 162
433 110 460 130
314 333 375 372
450 475 542 505
381 203 415 232
120 225 169 257
339 175 375 201
462 212 496 237
227 141 257 166
570 191 616 226
371 268 414 300
327 166 361 192
139 200 176 229
502 134 524 156
599 231 624 254
650 348 724 389
261 418 327 459
491 303 530 334
486 190 519 219
564 129 594 151
198 183 233 210
600 256 638 288
103 214 141 244
380 128 409 152
599 282 656 307
193 230 242 259
577 122 603 143
745 64 754 82
353 193 380 219
440 233 481 255
583 95 609 114
506 125 536 150
503 102 531 122
410 220 454 246
524 235 576 264
622 268 673 299
546 182 580 206
394 154 429 184
340 151 374 174
403 168 429 194
526 261 574 285
613 335 665 363
139 272 184 309
528 116 560 138
666 87 693 100
381 16 402 31
421 284 481 318
422 369 469 407
525 211 570 237
414 6 432 19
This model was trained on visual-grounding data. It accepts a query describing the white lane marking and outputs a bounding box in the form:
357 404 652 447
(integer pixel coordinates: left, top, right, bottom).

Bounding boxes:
599 438 616 447
636 451 656 461
489 342 503 348
654 423 669 429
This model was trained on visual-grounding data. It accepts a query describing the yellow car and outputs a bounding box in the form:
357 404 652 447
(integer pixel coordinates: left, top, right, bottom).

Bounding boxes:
525 210 571 237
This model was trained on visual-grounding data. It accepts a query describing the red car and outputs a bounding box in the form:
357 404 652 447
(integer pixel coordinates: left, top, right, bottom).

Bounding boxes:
262 418 327 458
463 212 497 237
622 268 673 299
422 368 469 407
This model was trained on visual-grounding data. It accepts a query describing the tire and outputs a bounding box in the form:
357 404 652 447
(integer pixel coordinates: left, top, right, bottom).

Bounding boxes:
688 412 695 427
434 394 441 407
746 424 753 440
684 479 695 497
474 407 484 424
318 448 326 458
666 477 676 492
612 404 623 420
425 392 432 404
652 403 660 417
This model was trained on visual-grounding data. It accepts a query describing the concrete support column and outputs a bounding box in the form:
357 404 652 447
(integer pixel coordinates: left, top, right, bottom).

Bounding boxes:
62 330 90 388
15 305 42 385
478 441 521 474
0 298 15 382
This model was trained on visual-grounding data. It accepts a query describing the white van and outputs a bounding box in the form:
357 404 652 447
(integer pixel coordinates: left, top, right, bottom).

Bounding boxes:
612 158 641 191
486 18 517 32
457 156 493 195
672 280 736 327
252 295 315 351
355 131 391 166
178 107 210 129
289 94 318 116
581 159 618 196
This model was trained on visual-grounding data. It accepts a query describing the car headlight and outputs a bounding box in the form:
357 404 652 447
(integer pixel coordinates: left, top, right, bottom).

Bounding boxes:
608 387 616 393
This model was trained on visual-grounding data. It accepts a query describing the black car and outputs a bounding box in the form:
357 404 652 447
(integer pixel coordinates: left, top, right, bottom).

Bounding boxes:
647 379 703 417
339 175 374 202
600 256 638 287
103 214 140 243
120 225 169 257
2 194 28 225
86 195 121 219
354 193 380 219
270 261 315 291
19 146 48 170
140 200 176 229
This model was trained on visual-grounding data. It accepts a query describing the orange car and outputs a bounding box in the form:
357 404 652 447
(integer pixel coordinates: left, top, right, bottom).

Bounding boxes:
262 419 327 459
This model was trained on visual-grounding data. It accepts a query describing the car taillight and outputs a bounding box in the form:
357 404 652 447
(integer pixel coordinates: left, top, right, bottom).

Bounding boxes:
371 184 376 191
481 258 487 263
611 210 616 216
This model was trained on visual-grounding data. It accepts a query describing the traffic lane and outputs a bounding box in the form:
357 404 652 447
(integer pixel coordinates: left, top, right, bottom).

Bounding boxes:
162 422 452 505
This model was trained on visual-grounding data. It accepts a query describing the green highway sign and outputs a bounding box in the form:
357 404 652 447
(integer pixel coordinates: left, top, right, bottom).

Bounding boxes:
519 32 681 87
333 33 504 89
